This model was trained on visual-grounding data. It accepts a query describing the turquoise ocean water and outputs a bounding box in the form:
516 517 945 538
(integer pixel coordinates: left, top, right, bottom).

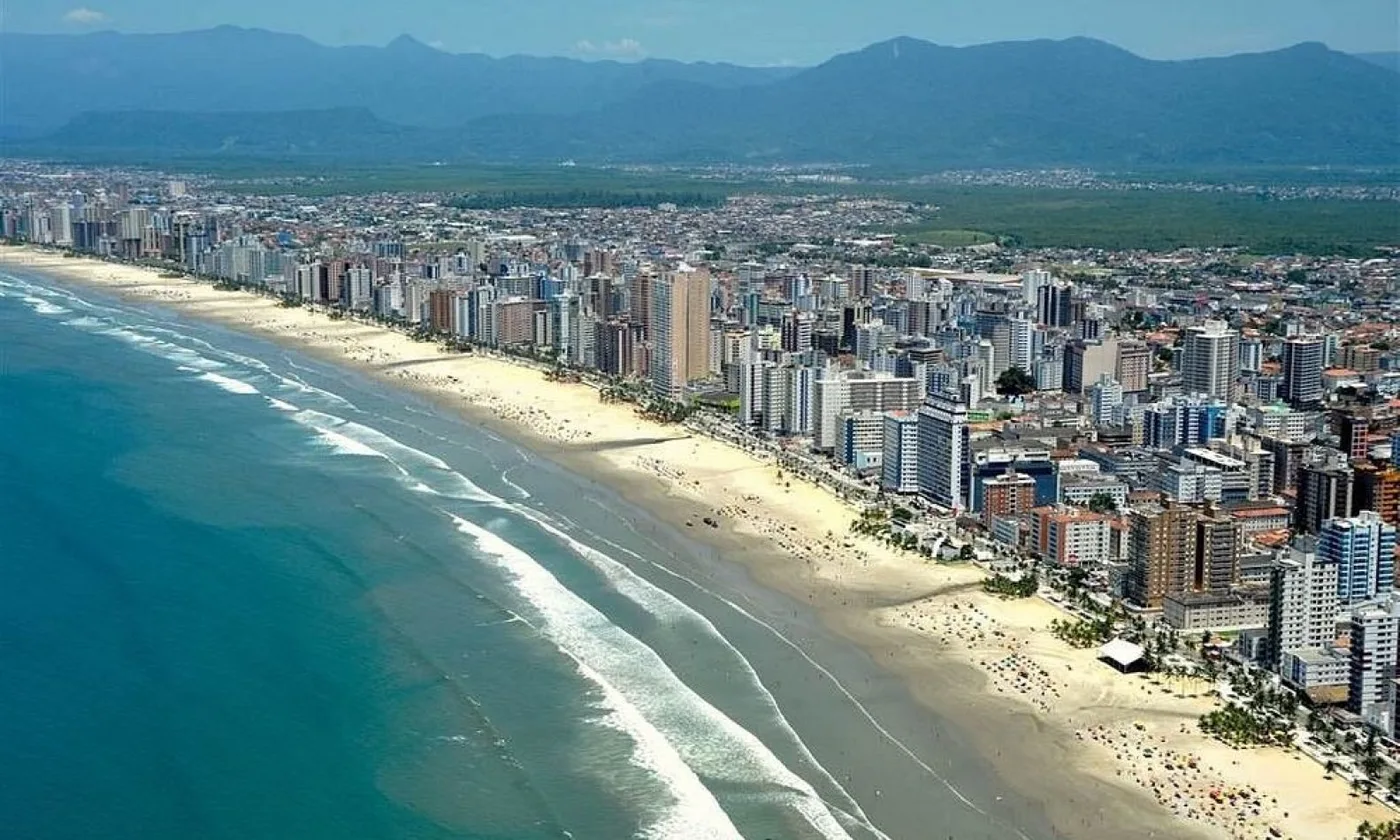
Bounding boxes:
0 270 1051 840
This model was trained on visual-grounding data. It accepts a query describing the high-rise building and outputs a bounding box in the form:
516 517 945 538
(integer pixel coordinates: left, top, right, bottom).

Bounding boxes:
813 371 922 451
1143 395 1227 450
649 265 711 400
1115 340 1151 393
628 271 654 334
1355 463 1400 526
1238 336 1264 374
1126 502 1200 609
1182 320 1239 400
971 449 1058 511
1192 512 1241 595
1036 281 1073 328
881 411 920 494
1088 373 1125 427
1021 268 1051 305
916 391 969 510
1063 338 1118 395
836 411 887 472
981 472 1037 525
1348 595 1400 733
1268 538 1340 669
1319 512 1397 604
1007 317 1034 374
1295 459 1355 535
1031 506 1113 567
1281 337 1325 408
428 289 457 334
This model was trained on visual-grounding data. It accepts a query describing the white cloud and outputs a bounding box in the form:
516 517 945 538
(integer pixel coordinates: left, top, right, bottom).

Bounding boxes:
574 38 645 58
63 7 107 25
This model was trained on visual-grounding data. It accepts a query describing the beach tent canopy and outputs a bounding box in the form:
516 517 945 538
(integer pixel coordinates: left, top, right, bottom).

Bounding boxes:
1098 639 1145 669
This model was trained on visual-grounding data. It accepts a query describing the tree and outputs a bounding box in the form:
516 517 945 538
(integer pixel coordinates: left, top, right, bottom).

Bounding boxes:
1086 492 1118 514
995 366 1037 398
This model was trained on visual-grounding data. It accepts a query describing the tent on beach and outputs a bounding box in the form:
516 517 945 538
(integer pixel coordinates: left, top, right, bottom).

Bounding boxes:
1098 638 1147 673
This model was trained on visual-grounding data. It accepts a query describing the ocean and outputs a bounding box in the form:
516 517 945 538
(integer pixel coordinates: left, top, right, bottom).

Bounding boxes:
0 269 1051 840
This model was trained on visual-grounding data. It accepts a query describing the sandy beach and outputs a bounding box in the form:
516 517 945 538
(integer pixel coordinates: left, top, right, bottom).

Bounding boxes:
3 245 1384 840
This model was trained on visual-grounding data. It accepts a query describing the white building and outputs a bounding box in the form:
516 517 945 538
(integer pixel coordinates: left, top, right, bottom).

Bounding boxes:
813 370 922 452
1157 462 1223 503
1087 372 1125 427
1268 539 1340 669
1182 320 1239 400
1349 595 1400 734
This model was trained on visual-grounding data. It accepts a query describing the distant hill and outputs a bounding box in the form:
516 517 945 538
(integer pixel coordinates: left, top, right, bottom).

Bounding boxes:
507 38 1398 167
0 26 798 133
1355 51 1400 72
10 32 1398 168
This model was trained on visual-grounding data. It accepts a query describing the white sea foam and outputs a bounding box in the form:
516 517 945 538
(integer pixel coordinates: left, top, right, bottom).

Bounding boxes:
510 508 883 839
196 372 260 395
310 426 383 457
302 410 495 501
62 316 108 329
499 467 532 499
97 326 227 370
22 295 69 315
274 371 355 408
450 515 747 840
289 409 496 502
264 397 299 412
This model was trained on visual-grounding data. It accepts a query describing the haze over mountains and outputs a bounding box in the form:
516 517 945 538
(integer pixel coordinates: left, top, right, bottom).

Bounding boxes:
3 27 1396 168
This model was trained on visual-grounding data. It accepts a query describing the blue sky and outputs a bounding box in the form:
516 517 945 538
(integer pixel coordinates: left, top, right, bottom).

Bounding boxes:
12 0 1400 64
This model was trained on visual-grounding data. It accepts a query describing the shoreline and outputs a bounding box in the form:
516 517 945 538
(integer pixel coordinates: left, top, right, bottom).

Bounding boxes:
3 245 1383 840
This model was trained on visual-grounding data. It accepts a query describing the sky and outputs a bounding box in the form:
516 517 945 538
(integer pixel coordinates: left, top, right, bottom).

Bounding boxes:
8 0 1399 65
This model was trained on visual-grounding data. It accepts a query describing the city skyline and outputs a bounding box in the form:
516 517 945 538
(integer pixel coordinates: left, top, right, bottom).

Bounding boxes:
8 0 1397 65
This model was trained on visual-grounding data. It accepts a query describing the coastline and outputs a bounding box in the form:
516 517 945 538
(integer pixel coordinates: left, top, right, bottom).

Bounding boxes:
3 245 1383 840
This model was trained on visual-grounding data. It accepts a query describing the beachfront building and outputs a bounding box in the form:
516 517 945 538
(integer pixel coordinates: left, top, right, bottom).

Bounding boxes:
836 410 885 474
1267 539 1341 666
1162 591 1270 633
881 411 920 495
1125 502 1204 609
1348 595 1400 734
1268 539 1350 698
649 264 712 401
970 448 1057 512
981 472 1037 526
916 390 969 511
1030 506 1113 566
812 369 922 452
1318 512 1397 604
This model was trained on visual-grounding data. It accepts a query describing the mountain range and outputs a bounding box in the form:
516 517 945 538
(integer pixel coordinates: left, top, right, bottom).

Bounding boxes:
3 27 1397 168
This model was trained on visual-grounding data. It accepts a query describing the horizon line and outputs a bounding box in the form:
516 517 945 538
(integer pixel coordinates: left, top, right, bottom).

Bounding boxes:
0 25 1386 67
